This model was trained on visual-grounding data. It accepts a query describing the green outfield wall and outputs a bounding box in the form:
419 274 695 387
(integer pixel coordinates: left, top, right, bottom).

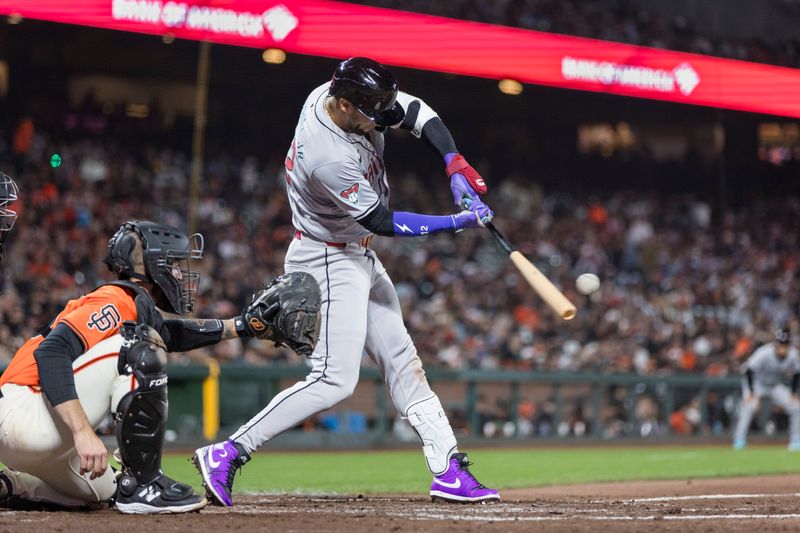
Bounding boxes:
163 364 760 447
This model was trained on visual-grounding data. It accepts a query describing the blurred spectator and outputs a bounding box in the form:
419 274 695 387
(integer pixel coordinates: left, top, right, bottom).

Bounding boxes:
0 131 798 382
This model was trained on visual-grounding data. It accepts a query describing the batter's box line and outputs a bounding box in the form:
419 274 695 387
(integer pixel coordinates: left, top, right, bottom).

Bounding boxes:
629 493 800 503
404 513 800 522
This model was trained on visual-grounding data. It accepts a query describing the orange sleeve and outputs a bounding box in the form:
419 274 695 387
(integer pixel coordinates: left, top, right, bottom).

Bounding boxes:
58 286 138 351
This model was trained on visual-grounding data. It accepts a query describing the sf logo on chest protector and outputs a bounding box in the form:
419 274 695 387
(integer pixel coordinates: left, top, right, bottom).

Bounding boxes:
87 304 122 332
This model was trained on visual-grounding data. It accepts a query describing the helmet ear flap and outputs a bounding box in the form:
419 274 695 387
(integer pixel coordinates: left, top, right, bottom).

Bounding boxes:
105 229 142 278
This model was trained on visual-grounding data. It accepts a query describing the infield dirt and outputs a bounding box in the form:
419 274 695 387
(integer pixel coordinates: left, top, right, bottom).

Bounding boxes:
1 474 799 532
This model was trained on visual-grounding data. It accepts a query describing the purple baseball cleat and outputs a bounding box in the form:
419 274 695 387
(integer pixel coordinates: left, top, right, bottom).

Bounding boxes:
192 440 250 507
430 453 500 503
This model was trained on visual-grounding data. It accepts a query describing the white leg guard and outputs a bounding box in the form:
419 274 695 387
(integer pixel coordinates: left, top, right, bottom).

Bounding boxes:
404 395 458 475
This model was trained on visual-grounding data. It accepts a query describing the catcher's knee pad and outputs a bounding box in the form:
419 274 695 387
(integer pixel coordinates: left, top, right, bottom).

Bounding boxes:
404 395 457 475
115 321 169 485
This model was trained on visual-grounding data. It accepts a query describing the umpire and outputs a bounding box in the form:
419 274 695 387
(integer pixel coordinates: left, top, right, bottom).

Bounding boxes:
733 328 800 450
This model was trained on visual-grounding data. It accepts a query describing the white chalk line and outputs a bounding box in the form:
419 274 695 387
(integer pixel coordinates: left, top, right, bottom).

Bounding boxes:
406 513 800 522
207 507 800 522
632 493 800 502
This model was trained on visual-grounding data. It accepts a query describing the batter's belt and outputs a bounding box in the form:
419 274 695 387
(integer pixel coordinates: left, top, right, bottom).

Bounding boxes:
294 229 373 249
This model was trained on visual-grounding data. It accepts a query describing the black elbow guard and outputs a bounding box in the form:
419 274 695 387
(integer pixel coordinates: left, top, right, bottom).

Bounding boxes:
357 204 395 237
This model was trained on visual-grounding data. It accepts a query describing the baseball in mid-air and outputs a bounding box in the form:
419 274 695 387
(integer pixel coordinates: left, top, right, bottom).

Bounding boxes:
575 273 600 295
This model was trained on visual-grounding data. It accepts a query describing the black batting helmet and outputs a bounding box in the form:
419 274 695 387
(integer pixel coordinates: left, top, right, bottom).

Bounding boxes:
105 221 204 315
329 57 405 127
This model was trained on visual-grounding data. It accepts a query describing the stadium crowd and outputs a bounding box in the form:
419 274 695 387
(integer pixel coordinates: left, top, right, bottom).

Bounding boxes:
1 126 798 388
356 0 800 68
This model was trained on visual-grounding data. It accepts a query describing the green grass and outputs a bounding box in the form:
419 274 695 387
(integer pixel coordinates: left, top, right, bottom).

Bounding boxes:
163 446 800 495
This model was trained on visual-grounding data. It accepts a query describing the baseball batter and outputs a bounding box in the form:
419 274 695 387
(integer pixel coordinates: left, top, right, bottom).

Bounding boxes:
733 328 800 450
194 57 500 505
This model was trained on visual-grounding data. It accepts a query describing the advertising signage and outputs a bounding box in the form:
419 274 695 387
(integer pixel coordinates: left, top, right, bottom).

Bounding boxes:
4 0 800 118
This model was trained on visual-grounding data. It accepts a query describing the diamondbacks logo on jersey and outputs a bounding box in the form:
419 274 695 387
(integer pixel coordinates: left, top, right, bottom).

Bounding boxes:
87 304 122 332
340 183 360 205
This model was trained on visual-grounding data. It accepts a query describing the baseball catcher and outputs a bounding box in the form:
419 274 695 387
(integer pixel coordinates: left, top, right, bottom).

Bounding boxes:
0 220 321 513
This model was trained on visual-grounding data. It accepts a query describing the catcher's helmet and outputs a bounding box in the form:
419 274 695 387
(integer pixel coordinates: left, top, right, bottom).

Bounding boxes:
105 221 204 315
0 172 19 260
329 57 405 127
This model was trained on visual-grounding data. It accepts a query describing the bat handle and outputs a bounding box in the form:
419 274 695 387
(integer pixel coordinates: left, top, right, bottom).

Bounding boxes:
484 222 515 255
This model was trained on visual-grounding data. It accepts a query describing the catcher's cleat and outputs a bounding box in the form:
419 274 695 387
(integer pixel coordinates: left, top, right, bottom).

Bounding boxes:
115 473 207 514
192 440 250 507
430 453 500 503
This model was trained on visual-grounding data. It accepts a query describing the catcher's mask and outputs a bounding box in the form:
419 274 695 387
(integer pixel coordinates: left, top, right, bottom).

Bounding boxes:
104 221 204 314
0 173 19 260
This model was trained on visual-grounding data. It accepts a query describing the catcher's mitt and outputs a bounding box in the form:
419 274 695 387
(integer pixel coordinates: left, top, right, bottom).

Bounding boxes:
243 271 322 356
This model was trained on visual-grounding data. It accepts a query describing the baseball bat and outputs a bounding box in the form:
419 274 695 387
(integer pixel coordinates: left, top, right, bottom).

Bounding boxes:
484 222 577 320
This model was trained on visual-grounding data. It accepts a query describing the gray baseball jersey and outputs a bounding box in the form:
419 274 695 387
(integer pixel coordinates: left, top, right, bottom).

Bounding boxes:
285 83 437 243
734 342 800 445
743 343 800 389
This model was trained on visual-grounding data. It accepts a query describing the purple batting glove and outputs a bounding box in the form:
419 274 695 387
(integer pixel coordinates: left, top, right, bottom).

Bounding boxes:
451 201 494 232
445 152 487 209
450 173 482 209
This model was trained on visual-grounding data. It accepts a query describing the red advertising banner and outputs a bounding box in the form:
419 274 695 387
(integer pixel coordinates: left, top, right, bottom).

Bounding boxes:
3 0 800 117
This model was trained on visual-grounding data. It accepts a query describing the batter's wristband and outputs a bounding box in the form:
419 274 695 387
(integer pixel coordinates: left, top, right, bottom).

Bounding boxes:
445 154 470 177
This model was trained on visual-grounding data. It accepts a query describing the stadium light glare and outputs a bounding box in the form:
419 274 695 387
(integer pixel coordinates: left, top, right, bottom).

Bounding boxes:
262 49 286 64
7 14 21 25
125 104 150 119
498 79 523 95
162 33 175 44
